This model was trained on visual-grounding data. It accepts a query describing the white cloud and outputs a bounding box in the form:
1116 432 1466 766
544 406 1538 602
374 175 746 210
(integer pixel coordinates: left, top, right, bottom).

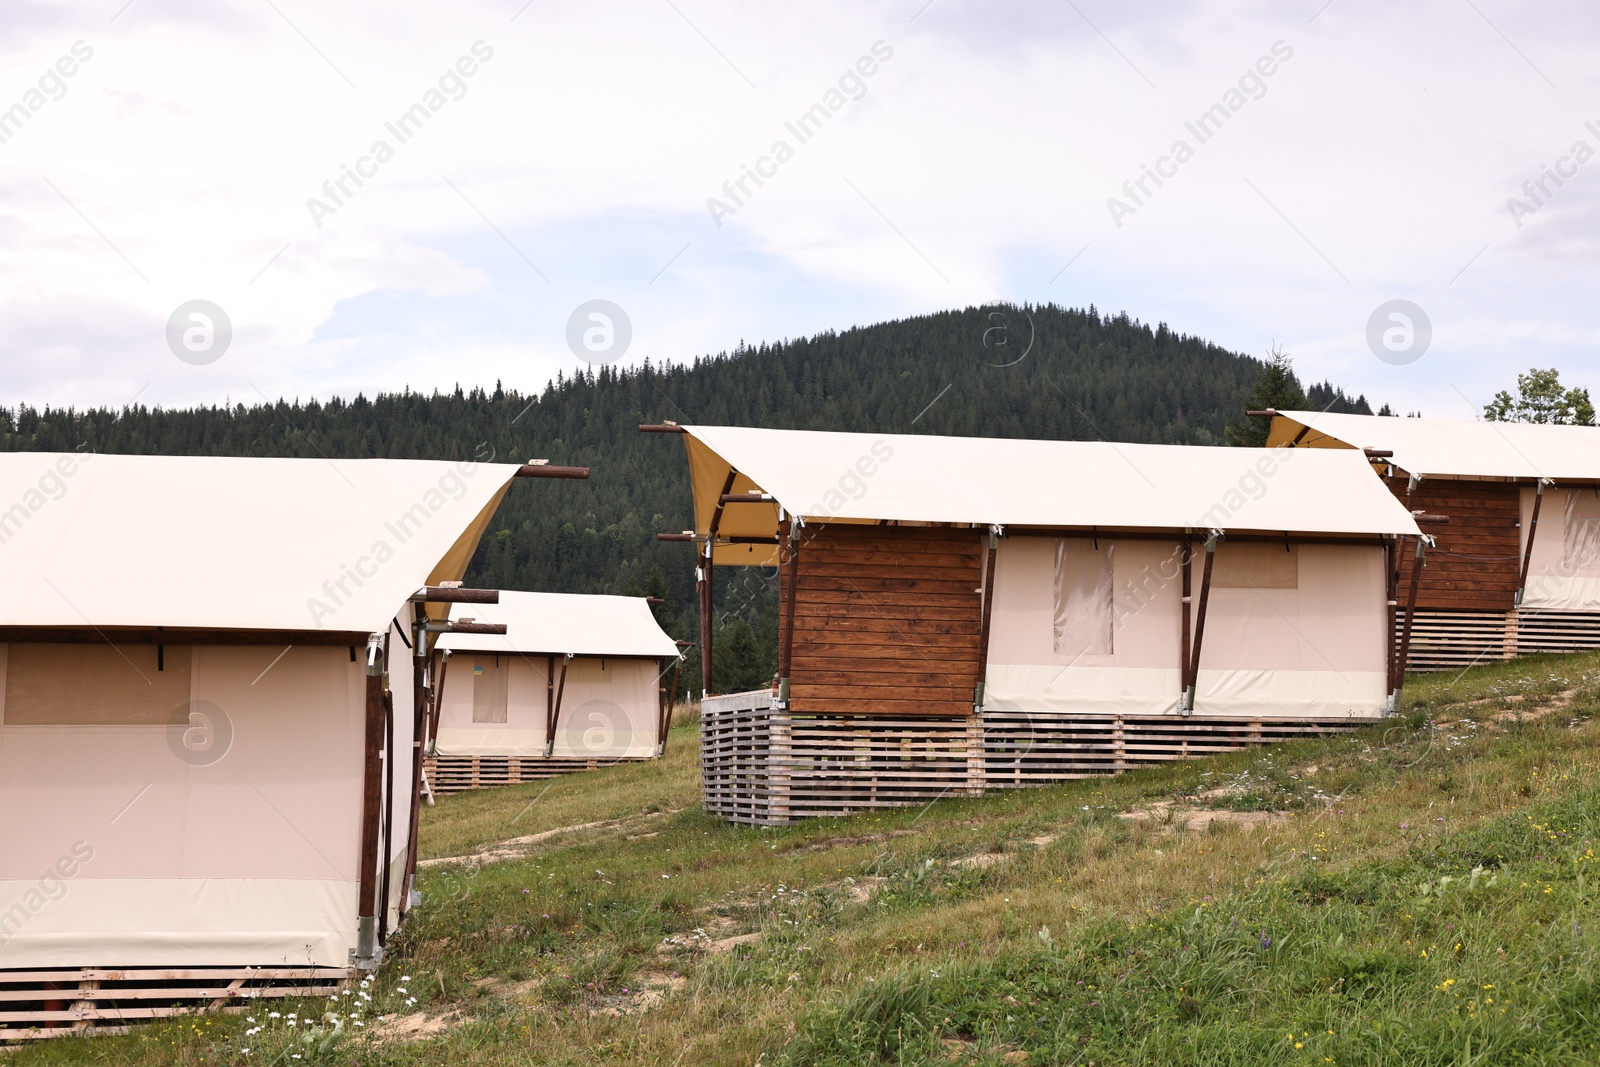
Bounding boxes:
1 0 1598 417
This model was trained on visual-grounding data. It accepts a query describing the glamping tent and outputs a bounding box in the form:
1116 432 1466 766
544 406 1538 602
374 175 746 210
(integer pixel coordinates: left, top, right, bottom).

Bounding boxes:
0 450 584 1037
643 423 1423 824
1262 410 1600 669
425 591 682 793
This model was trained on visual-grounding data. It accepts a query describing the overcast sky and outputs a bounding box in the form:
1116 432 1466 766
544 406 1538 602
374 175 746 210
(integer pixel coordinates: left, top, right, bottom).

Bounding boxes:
1 0 1595 419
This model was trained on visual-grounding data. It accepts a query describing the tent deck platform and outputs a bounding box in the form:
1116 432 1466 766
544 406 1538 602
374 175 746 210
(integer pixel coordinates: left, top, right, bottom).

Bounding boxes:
0 966 351 1041
701 696 1375 826
424 754 652 796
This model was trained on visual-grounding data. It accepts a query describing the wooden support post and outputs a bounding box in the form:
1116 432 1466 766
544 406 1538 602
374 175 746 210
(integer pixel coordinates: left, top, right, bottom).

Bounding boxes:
544 654 572 757
658 657 682 756
429 649 450 746
1183 534 1219 714
698 544 714 698
544 653 555 750
966 714 986 796
974 527 999 712
778 519 801 708
1112 715 1126 774
71 979 98 1031
1395 535 1429 687
699 469 739 698
399 612 428 917
356 635 385 963
1516 480 1547 606
1179 541 1193 713
769 707 792 823
1384 536 1400 710
378 678 395 946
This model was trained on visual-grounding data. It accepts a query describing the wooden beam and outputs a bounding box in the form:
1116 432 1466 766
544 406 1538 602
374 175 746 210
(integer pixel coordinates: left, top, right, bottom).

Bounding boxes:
356 639 384 961
658 656 682 756
428 649 450 744
779 520 800 705
700 468 739 696
413 587 500 604
719 492 773 504
1383 536 1400 701
1001 530 1387 547
657 532 698 542
1516 482 1546 605
707 470 740 539
1245 409 1280 417
543 654 572 757
544 654 555 748
639 423 686 433
399 617 429 918
513 464 589 479
1183 537 1218 713
378 677 395 946
1395 535 1428 682
420 621 507 635
1180 541 1192 699
973 528 998 711
698 547 713 697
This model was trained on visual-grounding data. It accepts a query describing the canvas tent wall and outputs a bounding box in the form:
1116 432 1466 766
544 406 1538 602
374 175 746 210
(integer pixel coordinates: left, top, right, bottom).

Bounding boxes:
1264 410 1600 668
646 424 1422 823
0 450 580 1034
427 592 681 793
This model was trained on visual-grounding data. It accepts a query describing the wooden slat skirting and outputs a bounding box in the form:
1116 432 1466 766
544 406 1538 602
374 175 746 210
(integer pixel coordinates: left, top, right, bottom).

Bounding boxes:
423 754 651 796
700 703 1368 825
1397 607 1600 671
0 966 350 1042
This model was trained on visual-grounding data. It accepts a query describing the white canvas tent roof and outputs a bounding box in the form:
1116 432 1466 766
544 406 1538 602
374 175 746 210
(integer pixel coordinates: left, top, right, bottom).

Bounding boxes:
436 591 681 658
0 452 524 634
1270 410 1600 481
682 426 1422 554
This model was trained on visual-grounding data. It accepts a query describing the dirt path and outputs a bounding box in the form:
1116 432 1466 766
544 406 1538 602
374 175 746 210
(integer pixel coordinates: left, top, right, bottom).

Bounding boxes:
420 810 677 869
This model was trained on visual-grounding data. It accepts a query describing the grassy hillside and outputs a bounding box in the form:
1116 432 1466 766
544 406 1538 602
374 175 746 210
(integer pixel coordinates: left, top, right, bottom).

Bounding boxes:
23 655 1592 1065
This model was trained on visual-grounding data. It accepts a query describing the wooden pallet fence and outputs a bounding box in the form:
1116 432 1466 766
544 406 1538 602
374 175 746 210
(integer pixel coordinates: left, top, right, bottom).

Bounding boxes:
1396 608 1600 671
1516 608 1600 655
0 967 349 1042
1397 608 1517 671
423 755 646 796
700 699 1367 825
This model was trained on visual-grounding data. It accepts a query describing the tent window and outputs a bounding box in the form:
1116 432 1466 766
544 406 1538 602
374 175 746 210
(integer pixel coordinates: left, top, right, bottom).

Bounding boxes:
1054 539 1114 658
4 643 192 725
1212 544 1299 589
472 655 509 724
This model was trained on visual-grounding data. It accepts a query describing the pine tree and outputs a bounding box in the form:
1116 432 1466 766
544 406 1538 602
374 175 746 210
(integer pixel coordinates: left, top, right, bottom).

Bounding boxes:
1225 344 1308 447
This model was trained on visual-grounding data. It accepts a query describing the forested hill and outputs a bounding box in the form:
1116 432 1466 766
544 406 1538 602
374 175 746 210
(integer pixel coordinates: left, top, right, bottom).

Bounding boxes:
0 304 1374 690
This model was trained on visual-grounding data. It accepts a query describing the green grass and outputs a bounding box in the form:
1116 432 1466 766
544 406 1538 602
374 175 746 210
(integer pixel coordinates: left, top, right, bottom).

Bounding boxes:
15 656 1600 1065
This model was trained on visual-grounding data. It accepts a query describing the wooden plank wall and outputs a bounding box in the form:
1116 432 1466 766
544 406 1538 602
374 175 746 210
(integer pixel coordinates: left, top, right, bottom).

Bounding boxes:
783 524 984 717
1387 476 1522 611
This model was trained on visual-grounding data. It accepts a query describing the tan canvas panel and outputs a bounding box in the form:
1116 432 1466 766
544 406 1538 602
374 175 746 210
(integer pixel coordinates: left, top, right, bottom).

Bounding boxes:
1212 543 1299 589
4 643 191 725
